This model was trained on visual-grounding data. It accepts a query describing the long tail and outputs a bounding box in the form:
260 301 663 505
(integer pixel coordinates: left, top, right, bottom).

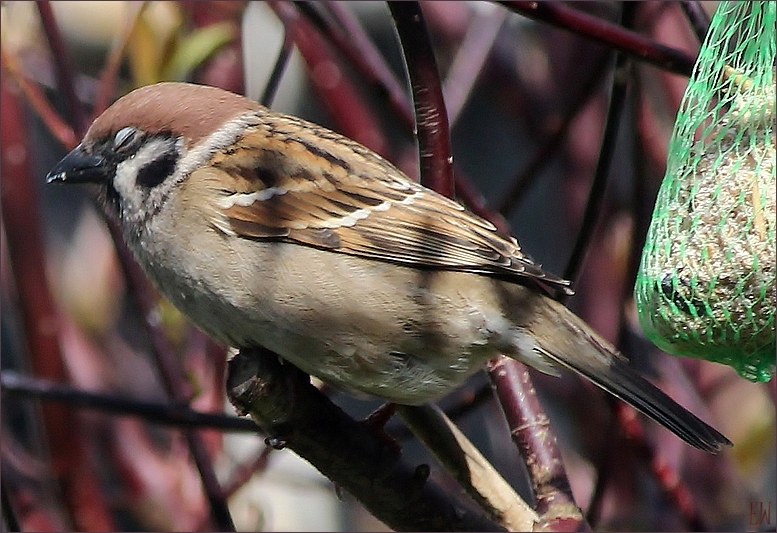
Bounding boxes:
522 295 732 453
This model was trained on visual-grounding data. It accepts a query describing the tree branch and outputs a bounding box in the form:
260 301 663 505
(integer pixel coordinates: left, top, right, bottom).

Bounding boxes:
226 348 507 532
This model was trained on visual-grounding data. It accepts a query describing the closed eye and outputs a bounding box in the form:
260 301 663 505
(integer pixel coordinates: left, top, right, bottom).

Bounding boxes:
113 127 142 154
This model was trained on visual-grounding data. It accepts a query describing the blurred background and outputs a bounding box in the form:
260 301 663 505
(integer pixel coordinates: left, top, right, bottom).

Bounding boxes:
1 1 774 531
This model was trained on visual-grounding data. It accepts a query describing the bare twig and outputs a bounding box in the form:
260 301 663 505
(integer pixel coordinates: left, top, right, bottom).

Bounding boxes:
680 2 711 44
497 52 611 216
385 379 494 441
454 172 512 234
650 449 708 530
499 1 696 77
585 35 711 529
260 30 294 107
226 348 507 532
36 2 89 135
390 7 586 527
0 371 259 434
269 1 388 156
94 1 147 115
444 6 507 127
588 396 709 530
486 356 587 530
1 80 114 531
185 3 246 94
221 446 274 498
628 67 654 287
1 482 21 532
562 5 631 286
305 1 415 130
1 51 77 149
396 404 538 531
295 1 510 231
104 217 235 532
389 1 454 197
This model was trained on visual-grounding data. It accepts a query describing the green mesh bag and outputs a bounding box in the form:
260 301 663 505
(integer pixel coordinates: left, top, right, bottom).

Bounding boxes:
635 1 776 382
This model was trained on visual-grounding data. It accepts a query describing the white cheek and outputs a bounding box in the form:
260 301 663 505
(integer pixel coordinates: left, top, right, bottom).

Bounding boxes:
113 137 180 212
113 161 143 211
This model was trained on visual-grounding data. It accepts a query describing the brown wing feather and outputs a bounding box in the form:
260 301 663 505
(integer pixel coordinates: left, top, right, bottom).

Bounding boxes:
197 111 572 292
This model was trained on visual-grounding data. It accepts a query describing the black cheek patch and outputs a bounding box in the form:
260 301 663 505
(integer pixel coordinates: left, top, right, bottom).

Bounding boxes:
136 150 177 189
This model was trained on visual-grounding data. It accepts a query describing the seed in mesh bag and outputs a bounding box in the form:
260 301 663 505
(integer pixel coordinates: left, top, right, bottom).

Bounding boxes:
641 75 775 380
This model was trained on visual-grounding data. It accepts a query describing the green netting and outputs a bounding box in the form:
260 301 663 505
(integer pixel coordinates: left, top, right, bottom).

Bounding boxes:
635 1 776 382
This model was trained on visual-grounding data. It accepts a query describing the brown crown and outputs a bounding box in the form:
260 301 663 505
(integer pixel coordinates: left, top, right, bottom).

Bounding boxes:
85 82 261 149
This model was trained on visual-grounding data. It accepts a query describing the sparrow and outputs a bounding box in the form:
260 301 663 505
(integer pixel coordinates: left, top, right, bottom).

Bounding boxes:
47 82 731 452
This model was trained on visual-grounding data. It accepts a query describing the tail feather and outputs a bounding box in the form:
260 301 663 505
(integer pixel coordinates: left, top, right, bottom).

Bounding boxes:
533 299 732 453
539 345 731 452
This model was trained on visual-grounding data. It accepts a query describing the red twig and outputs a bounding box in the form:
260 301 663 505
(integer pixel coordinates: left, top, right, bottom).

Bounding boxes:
390 5 585 526
454 172 512 234
389 2 455 198
562 3 632 286
486 356 587 530
497 53 611 216
94 1 147 115
186 2 246 95
103 218 236 532
1 80 115 532
612 401 709 530
36 1 89 136
499 1 696 76
312 1 415 130
294 1 509 231
444 6 507 127
680 1 711 44
1 50 77 149
221 446 274 498
268 1 388 157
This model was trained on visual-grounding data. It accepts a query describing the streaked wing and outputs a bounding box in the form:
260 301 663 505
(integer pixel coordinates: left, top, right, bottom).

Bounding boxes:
197 111 571 292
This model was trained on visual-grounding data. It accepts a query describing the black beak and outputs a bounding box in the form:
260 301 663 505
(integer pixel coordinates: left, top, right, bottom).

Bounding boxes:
46 145 108 184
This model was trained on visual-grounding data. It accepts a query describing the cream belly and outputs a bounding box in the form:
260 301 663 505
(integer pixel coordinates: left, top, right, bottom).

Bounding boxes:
133 221 518 403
